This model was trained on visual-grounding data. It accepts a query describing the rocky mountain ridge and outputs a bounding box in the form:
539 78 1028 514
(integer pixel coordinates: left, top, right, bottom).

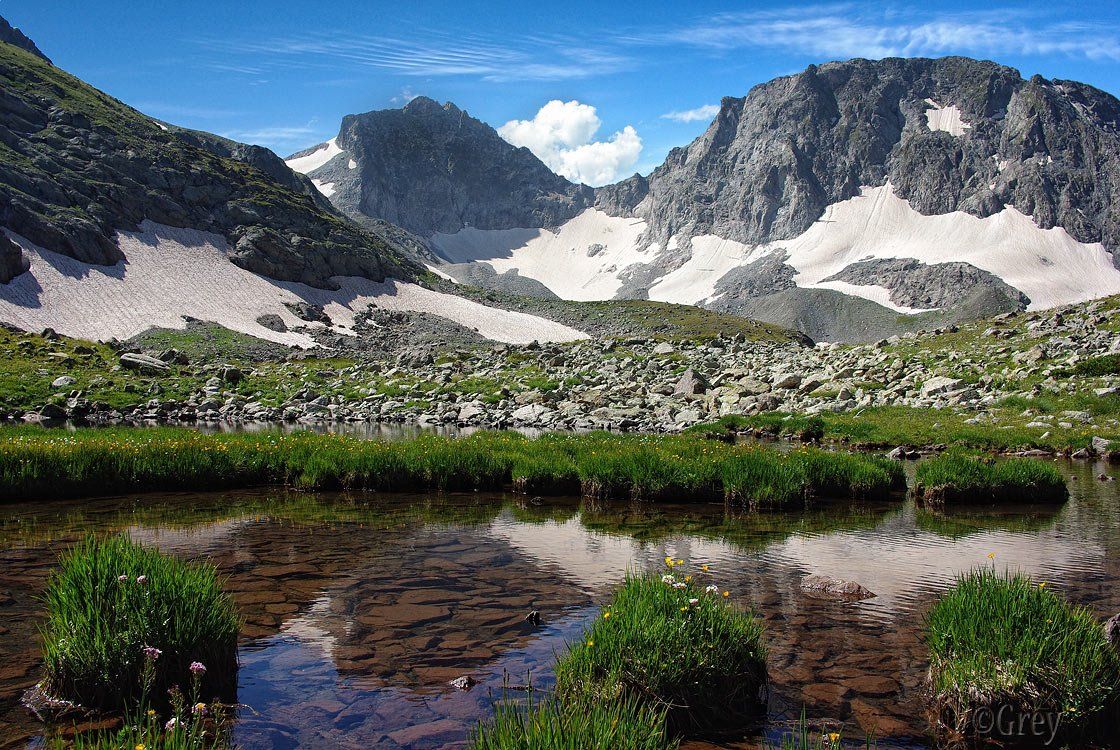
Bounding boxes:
293 57 1120 342
0 24 415 289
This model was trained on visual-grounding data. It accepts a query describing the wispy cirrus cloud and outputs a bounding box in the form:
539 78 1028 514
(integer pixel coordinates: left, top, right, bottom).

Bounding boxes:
222 121 327 150
632 5 1120 62
660 104 720 123
195 30 634 82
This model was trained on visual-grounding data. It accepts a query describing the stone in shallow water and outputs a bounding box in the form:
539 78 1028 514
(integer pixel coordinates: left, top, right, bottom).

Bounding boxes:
448 675 475 691
800 574 876 601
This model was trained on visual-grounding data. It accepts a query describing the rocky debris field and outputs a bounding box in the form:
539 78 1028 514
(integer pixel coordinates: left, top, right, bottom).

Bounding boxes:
4 296 1120 451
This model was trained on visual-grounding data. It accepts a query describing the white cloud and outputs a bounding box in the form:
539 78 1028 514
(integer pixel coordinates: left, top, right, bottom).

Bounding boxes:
392 87 421 104
498 100 642 186
660 104 721 123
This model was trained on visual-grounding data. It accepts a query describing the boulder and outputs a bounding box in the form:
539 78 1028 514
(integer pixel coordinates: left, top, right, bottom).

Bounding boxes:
51 375 76 388
1106 613 1120 649
920 376 963 397
119 353 170 374
673 368 708 395
772 372 802 390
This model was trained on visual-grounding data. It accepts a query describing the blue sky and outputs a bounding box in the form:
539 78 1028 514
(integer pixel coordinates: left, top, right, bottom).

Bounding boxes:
6 1 1120 184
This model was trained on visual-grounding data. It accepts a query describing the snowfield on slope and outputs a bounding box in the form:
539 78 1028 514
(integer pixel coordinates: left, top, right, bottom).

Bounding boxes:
285 137 343 174
431 185 1120 314
0 222 588 346
431 209 652 300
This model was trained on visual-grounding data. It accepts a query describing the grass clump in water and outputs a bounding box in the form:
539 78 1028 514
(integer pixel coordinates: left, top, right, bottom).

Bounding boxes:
472 690 676 750
554 565 767 733
40 535 239 712
926 568 1120 746
911 451 1068 506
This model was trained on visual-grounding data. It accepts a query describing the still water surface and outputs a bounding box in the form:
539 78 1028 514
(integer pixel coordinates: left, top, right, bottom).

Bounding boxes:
0 459 1117 749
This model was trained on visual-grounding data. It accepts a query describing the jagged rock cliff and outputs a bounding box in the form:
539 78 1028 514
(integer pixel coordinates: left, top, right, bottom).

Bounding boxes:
622 57 1120 255
287 96 592 236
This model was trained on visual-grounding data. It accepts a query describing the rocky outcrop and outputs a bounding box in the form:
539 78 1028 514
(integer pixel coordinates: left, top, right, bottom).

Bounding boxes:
0 234 27 283
0 16 48 63
617 57 1120 259
0 31 416 289
824 258 1030 311
291 97 593 236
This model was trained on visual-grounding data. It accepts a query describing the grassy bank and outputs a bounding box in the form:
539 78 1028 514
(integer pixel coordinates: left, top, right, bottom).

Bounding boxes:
0 427 902 506
911 451 1069 506
695 407 1120 453
41 536 239 712
927 568 1120 745
473 567 765 747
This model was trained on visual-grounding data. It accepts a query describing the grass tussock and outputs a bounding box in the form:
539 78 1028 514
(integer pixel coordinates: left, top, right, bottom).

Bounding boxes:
912 451 1069 507
472 564 765 747
0 427 901 507
554 566 767 733
472 691 676 750
41 535 239 712
926 568 1120 745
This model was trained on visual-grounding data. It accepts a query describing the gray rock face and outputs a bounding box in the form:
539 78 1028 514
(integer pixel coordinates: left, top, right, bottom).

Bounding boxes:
616 57 1120 259
295 97 592 237
0 36 415 289
825 257 1030 311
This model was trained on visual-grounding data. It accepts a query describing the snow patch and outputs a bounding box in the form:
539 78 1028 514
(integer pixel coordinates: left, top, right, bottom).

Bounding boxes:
430 185 1120 315
285 138 343 174
311 179 336 198
347 159 357 170
0 223 588 346
924 99 971 136
431 209 649 301
781 184 1120 311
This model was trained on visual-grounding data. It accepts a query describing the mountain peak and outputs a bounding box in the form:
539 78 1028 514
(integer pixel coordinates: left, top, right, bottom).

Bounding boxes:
401 96 461 117
0 15 50 64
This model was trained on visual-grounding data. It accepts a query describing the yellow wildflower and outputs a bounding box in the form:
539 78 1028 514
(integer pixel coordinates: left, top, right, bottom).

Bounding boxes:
987 552 995 559
136 745 146 750
1038 581 1048 589
684 575 692 582
586 639 595 647
603 611 612 619
722 591 730 598
664 555 673 566
701 564 709 572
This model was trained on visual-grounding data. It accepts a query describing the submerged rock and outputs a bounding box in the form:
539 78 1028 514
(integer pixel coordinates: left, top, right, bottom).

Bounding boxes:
800 574 876 601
